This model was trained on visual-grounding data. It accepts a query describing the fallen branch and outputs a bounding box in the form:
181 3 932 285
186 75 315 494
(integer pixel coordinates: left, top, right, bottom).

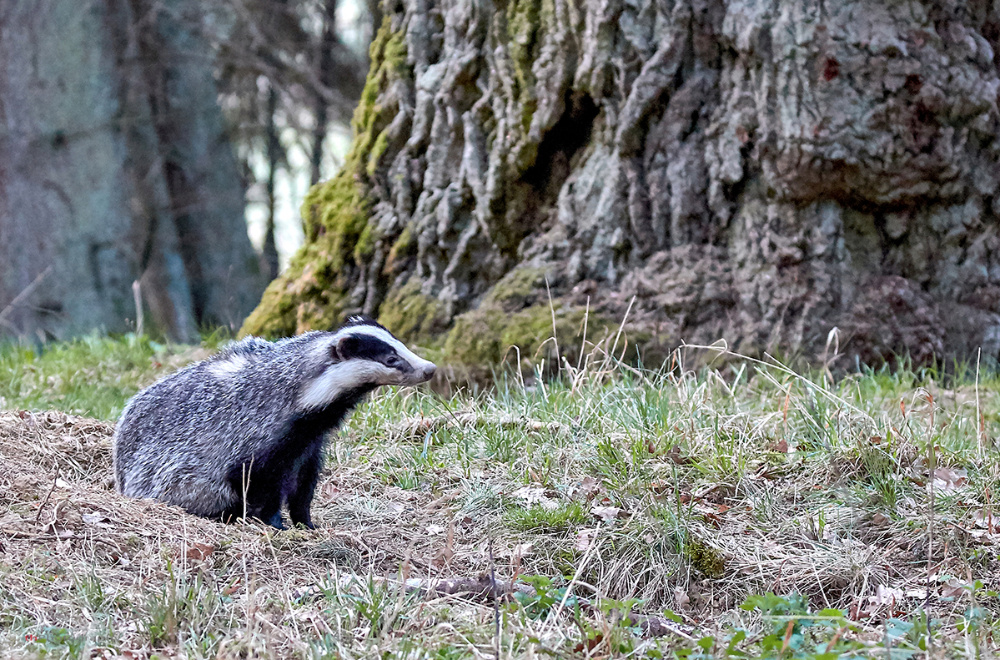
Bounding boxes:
0 266 53 329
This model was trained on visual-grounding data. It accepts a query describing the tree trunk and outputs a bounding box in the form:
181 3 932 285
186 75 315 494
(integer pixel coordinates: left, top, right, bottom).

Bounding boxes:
310 0 338 187
242 0 1000 372
0 0 265 342
132 0 267 331
263 86 281 281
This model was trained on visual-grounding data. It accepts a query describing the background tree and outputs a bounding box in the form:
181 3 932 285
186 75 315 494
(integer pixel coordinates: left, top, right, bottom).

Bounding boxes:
0 0 263 342
0 0 368 342
243 0 1000 371
214 0 366 278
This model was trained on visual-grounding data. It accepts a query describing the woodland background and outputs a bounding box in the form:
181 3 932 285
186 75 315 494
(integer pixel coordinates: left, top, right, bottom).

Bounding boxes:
5 1 1000 372
0 0 371 343
2 4 999 657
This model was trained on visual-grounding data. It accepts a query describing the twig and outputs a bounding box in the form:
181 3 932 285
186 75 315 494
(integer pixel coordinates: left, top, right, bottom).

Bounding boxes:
0 266 53 328
132 280 144 336
925 439 935 658
489 539 500 659
545 276 559 375
975 348 984 460
35 468 60 523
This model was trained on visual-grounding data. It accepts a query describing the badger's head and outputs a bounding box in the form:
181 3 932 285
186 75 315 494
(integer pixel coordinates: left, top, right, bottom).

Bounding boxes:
298 317 437 410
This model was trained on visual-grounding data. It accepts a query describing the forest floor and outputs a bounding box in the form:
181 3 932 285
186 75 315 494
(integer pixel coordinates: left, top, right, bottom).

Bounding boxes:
0 334 998 659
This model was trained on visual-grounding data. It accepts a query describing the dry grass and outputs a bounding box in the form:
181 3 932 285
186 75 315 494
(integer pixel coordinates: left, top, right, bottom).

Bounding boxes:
1 336 999 658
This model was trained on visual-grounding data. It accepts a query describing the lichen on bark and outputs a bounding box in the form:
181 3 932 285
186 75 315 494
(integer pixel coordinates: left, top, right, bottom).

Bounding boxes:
245 0 1000 374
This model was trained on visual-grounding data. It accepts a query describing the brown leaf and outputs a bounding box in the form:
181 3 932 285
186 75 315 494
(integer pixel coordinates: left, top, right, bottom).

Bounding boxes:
222 577 242 596
665 446 693 465
591 505 626 523
774 438 788 453
185 543 215 561
574 633 603 653
578 476 602 500
649 480 671 494
939 578 967 599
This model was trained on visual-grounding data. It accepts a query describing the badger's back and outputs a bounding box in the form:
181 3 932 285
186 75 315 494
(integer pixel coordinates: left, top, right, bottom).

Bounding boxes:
112 336 297 517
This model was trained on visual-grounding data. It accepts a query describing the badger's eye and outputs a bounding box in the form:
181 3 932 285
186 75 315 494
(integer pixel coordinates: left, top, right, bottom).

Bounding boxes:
384 355 403 369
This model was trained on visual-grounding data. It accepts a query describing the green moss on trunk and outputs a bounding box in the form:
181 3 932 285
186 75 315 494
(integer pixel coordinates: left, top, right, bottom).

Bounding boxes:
443 301 619 373
378 279 450 345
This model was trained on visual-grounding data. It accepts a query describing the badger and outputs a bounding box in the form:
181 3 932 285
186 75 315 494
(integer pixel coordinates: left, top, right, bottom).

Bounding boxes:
112 317 436 529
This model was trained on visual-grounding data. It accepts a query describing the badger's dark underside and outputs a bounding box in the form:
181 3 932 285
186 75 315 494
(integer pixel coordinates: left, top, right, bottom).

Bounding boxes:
219 385 375 529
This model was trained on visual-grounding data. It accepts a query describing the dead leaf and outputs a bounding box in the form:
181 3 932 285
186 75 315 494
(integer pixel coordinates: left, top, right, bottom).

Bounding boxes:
222 578 242 596
972 509 995 531
512 542 534 558
939 578 967 599
665 446 693 465
702 512 722 528
932 467 968 493
674 586 691 612
573 633 603 653
649 480 671 494
578 476 602 500
322 484 346 500
185 543 215 561
81 512 113 528
862 585 906 617
774 438 788 453
575 529 597 552
511 486 559 511
591 505 626 523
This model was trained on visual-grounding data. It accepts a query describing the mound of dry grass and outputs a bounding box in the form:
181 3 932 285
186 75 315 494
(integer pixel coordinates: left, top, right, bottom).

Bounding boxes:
2 341 1000 658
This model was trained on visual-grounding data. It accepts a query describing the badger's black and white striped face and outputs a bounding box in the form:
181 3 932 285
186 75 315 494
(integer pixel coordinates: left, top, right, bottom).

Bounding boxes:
298 318 437 410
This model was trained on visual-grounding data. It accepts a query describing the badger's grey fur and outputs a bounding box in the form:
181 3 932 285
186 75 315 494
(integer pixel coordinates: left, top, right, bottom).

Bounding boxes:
112 317 436 529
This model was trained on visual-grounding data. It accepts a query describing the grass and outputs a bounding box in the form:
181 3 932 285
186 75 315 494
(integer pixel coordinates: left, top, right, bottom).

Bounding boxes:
0 332 999 658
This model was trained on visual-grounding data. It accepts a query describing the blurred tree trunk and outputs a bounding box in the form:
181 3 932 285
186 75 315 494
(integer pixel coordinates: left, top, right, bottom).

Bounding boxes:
310 0 338 187
263 86 281 280
0 0 265 342
242 0 1000 371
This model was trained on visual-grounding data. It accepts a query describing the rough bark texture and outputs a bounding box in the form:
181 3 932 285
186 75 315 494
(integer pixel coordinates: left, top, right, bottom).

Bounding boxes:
0 0 264 342
243 0 1000 371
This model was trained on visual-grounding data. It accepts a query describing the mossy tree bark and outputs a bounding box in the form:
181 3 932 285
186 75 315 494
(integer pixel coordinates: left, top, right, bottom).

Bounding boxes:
0 0 265 342
244 0 1000 371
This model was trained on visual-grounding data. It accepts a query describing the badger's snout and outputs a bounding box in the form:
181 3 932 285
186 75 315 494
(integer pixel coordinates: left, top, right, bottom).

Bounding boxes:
419 363 437 382
404 358 436 385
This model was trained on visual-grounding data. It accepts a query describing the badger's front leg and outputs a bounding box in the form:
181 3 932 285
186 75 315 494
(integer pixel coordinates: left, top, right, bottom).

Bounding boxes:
287 441 324 529
226 458 287 529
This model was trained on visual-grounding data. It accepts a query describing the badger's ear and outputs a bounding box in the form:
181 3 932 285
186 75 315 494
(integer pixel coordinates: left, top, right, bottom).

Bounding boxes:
334 334 360 361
